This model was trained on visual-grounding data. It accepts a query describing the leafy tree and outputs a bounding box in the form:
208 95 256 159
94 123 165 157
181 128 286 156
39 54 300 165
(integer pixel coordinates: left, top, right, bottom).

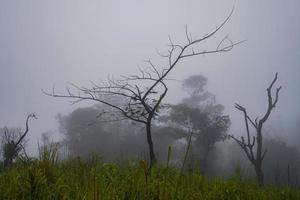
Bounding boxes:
57 105 145 160
161 75 230 174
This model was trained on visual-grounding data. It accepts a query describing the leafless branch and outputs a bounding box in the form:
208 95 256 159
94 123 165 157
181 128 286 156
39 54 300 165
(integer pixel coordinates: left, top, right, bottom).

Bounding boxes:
44 7 240 168
231 73 281 186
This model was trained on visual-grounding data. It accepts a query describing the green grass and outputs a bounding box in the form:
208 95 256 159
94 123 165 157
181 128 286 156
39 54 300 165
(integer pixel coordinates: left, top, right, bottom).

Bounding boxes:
0 156 299 200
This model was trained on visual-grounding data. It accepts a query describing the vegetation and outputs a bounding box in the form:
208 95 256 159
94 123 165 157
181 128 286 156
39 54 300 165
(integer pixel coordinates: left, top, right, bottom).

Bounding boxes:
0 152 299 200
43 8 241 169
1 113 37 168
1 74 299 200
160 74 230 174
231 73 282 186
0 3 299 199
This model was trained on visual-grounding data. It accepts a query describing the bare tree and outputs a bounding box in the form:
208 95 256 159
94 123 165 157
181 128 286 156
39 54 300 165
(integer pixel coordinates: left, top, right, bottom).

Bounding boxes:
1 113 37 168
44 8 242 169
230 73 282 186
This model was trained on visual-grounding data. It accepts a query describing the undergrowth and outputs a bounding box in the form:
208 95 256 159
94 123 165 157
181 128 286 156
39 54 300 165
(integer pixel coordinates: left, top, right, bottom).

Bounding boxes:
0 154 299 199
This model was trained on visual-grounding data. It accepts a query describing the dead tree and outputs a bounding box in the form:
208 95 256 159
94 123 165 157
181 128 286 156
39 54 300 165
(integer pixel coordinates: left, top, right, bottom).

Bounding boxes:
44 8 242 169
2 113 36 168
230 73 282 186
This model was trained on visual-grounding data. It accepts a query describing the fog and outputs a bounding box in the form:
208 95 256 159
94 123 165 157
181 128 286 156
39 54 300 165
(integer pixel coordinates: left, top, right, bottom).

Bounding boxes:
0 0 299 166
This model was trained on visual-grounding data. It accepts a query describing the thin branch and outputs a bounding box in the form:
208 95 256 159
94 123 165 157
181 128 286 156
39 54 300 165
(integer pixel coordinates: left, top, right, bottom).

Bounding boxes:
260 72 282 125
15 113 37 147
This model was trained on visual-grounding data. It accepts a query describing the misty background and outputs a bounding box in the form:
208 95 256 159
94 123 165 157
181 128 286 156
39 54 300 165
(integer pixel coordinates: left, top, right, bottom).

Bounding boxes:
0 0 299 176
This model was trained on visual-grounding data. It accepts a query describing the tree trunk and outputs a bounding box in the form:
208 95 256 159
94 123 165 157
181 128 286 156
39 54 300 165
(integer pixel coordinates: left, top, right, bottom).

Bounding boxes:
256 127 265 186
202 146 210 175
3 157 13 168
146 121 157 169
255 162 264 187
181 131 193 174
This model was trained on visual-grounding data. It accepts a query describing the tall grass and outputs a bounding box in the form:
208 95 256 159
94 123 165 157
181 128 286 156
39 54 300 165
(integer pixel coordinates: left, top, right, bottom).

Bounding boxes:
0 147 299 199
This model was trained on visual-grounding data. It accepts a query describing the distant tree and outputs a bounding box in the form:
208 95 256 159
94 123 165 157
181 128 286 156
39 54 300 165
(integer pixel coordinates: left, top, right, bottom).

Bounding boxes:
181 74 212 107
152 126 186 163
58 105 113 158
1 113 36 168
57 104 148 160
161 75 230 174
45 9 241 168
58 102 187 162
263 138 300 187
40 131 52 146
224 137 300 188
230 73 282 186
297 117 300 152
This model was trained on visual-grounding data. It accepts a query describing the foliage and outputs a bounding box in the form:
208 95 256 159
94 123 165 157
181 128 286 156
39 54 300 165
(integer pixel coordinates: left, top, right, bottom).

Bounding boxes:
57 105 149 160
58 104 193 164
159 74 230 174
0 153 299 200
165 103 230 147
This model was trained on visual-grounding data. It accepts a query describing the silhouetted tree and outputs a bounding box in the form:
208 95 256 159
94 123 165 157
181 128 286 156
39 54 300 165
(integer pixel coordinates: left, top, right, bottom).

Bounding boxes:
45 9 241 168
1 113 36 168
161 75 230 174
231 73 282 186
223 137 300 187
